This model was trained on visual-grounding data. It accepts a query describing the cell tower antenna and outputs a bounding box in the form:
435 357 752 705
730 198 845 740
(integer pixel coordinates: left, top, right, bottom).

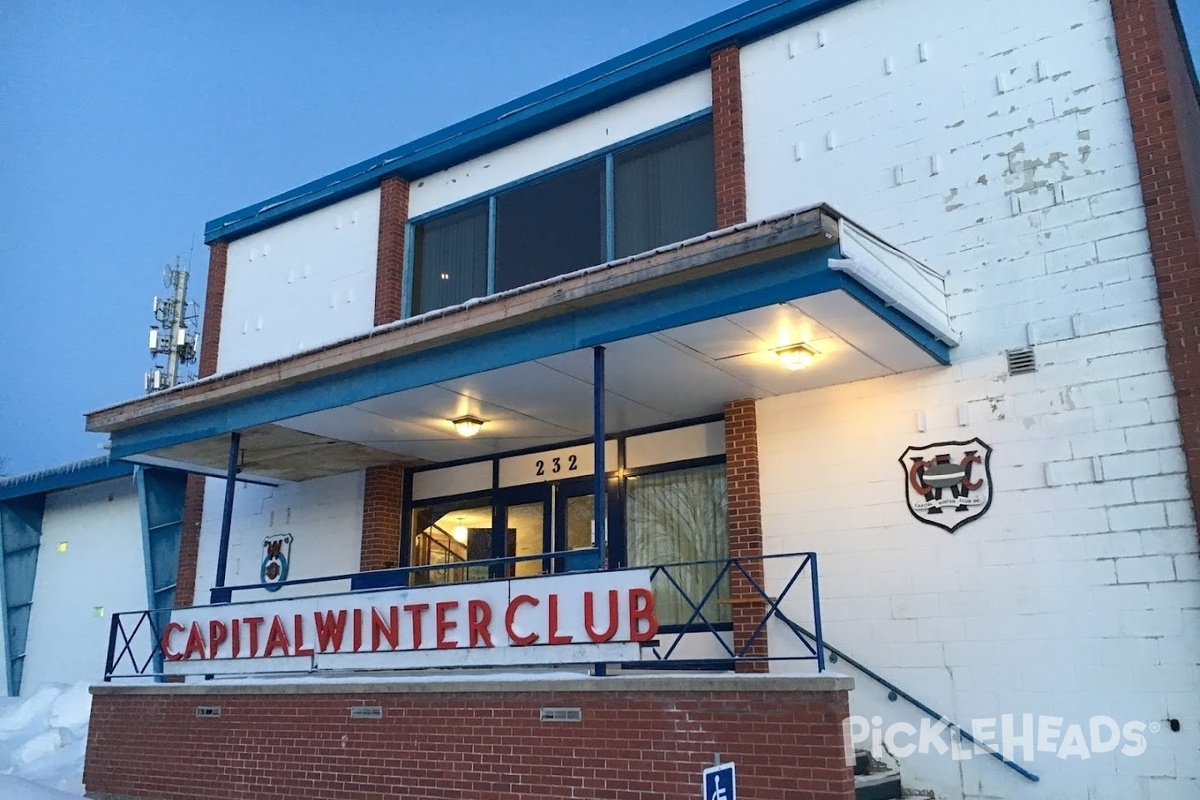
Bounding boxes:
146 256 201 393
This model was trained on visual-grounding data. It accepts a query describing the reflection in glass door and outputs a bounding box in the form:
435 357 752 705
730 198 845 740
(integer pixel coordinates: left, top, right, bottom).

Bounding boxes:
504 501 547 578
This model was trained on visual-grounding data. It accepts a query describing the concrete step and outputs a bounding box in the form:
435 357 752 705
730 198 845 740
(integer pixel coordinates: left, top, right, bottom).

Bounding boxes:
854 769 902 800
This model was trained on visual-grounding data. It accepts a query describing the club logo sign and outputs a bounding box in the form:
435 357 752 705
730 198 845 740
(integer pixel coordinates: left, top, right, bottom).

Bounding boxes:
900 439 993 533
260 533 293 592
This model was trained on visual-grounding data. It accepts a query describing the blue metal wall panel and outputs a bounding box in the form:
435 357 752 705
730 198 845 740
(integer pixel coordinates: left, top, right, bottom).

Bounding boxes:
0 495 45 696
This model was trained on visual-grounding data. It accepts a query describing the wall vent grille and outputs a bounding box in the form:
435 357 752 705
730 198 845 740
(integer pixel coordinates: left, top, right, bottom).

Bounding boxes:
194 706 221 718
1007 347 1037 376
540 707 582 723
349 706 384 719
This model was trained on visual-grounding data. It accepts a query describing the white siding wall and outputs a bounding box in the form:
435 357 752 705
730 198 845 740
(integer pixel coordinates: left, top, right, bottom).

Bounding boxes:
743 1 1198 799
21 478 148 691
407 71 712 217
194 471 365 604
218 189 380 373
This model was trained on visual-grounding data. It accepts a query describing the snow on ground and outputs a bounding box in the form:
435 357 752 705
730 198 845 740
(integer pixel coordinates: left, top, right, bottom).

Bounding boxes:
0 683 91 799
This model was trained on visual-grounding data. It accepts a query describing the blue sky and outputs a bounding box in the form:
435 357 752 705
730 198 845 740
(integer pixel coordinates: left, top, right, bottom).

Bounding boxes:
1 1 1198 476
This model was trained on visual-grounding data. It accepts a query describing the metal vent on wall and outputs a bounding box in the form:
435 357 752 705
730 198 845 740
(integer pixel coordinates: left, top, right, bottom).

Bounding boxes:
1007 347 1037 376
540 707 582 723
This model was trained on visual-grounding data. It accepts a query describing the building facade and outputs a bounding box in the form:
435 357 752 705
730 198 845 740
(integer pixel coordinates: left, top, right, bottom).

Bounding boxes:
80 1 1200 798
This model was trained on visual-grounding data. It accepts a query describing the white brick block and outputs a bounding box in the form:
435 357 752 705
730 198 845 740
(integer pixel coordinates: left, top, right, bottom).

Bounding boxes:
1089 583 1151 611
1108 502 1167 531
1118 373 1176 403
1165 500 1195 527
1126 422 1183 451
1175 555 1200 582
1069 429 1128 459
1115 555 1177 584
1092 400 1153 430
1099 450 1161 480
1148 396 1180 423
1045 242 1099 274
1045 459 1097 486
1085 531 1144 559
1139 529 1198 557
1132 475 1190 503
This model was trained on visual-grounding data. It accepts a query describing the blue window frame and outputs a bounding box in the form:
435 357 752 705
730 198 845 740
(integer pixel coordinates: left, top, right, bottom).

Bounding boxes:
405 113 715 317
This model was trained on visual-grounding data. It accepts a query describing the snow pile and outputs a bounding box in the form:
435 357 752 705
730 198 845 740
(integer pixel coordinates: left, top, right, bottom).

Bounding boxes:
0 683 91 798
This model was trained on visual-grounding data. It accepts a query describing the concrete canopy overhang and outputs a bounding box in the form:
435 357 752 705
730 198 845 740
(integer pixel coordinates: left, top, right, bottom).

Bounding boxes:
86 206 959 483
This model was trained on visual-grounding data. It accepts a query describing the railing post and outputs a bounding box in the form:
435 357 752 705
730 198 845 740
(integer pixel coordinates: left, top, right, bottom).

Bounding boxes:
809 554 825 672
213 431 241 594
103 612 120 682
593 346 607 568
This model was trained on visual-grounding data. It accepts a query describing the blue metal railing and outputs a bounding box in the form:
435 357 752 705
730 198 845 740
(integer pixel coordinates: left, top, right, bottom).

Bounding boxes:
103 551 825 680
773 611 1040 784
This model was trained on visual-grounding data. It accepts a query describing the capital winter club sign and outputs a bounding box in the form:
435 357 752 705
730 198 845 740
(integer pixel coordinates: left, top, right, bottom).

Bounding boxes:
160 570 658 676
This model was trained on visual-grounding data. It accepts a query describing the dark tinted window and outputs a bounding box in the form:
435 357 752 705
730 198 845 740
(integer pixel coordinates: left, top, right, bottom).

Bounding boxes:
495 160 605 292
411 201 489 315
614 121 716 258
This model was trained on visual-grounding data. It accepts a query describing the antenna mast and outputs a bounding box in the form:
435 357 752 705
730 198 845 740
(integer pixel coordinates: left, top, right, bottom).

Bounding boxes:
146 257 200 392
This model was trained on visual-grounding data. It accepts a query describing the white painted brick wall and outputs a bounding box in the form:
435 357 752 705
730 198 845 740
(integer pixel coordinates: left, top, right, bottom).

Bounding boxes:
22 478 149 690
219 189 380 373
194 471 365 603
743 1 1199 798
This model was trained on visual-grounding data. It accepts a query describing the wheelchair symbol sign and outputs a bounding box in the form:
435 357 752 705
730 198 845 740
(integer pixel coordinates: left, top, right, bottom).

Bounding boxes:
702 762 736 800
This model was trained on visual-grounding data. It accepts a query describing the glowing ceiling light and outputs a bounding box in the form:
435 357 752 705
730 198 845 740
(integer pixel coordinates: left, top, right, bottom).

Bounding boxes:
452 525 469 543
450 415 486 438
775 343 818 371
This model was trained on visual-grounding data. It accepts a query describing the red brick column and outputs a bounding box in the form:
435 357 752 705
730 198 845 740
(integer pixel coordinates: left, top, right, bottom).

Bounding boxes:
1110 0 1200 531
724 398 766 672
173 474 206 608
375 176 410 325
711 45 747 229
361 464 404 570
175 241 229 609
196 240 228 379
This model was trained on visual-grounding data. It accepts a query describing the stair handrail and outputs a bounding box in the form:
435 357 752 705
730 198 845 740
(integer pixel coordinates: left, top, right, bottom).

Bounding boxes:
774 611 1039 783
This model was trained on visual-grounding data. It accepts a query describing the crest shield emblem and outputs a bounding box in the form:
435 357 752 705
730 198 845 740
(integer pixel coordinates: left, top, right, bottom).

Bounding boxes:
260 533 293 592
899 439 993 533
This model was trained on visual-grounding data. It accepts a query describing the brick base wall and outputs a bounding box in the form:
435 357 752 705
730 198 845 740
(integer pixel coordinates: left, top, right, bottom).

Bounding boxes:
85 677 854 800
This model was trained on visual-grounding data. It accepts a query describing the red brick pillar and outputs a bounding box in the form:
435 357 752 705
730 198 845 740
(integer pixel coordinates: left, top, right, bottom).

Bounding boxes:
172 474 207 608
175 241 229 609
711 45 747 229
724 398 767 672
361 465 404 570
375 176 410 325
1110 0 1200 533
196 240 228 379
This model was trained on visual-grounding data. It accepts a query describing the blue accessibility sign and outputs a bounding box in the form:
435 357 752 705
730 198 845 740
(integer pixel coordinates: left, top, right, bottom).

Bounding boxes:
703 762 736 800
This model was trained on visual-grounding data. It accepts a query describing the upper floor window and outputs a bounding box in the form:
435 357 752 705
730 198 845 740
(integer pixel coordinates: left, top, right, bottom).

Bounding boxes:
408 117 715 316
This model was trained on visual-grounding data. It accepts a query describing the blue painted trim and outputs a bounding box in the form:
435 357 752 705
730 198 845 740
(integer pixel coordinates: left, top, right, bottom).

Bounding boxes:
134 468 156 613
0 458 135 501
406 111 711 227
110 244 839 458
203 0 863 243
0 495 45 696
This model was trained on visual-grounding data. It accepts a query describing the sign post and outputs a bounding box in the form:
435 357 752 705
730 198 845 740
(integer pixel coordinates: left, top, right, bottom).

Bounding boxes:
703 761 736 800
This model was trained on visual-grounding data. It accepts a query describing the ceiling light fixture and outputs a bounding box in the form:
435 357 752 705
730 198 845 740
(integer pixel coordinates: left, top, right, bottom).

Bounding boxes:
775 343 818 371
450 414 486 438
452 525 469 544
